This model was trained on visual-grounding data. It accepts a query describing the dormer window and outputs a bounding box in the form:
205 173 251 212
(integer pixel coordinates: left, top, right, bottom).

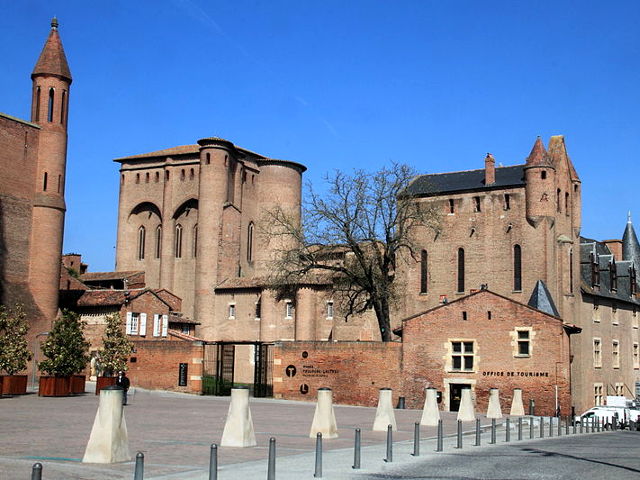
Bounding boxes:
610 261 617 292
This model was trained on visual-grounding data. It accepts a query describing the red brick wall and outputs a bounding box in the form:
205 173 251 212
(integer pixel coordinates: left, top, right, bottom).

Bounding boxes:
273 341 402 407
402 290 572 416
127 340 204 394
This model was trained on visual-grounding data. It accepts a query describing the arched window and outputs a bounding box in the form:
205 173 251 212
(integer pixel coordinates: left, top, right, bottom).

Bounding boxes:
47 88 54 122
145 172 150 183
247 222 254 262
192 224 198 258
155 226 162 259
180 169 185 181
420 250 428 294
34 87 41 122
135 173 140 184
60 90 66 124
457 248 465 293
137 226 146 260
175 224 183 258
513 244 522 291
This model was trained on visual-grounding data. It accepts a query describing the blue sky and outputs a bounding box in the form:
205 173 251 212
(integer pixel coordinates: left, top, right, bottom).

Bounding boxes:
2 0 639 271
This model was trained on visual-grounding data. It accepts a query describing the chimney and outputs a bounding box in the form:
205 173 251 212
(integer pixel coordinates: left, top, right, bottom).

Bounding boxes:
485 153 495 185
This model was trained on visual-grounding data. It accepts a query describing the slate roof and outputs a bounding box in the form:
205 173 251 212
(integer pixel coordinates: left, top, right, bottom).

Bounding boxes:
32 19 72 82
405 165 525 197
528 280 560 317
622 216 640 274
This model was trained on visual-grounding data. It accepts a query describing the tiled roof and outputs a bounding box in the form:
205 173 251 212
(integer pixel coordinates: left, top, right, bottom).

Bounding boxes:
76 290 130 307
32 20 72 82
114 145 199 161
215 273 333 291
168 330 205 342
81 271 143 282
405 165 525 197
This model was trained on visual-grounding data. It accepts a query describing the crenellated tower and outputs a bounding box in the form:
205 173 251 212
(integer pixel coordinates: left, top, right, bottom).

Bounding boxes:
28 18 72 321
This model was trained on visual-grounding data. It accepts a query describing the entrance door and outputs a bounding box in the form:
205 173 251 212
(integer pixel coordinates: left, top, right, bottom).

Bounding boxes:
449 384 471 412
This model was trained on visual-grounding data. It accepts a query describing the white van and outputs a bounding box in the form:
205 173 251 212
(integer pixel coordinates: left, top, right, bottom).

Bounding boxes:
575 406 624 427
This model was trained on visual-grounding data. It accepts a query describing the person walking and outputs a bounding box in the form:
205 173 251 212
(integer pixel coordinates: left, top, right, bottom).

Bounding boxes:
115 370 130 405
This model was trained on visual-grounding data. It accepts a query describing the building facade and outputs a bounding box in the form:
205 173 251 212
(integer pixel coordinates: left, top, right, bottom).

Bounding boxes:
0 19 71 340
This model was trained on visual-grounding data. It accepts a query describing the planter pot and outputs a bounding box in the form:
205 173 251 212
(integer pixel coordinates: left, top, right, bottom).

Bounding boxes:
38 376 71 397
70 375 86 394
1 375 28 395
95 376 117 395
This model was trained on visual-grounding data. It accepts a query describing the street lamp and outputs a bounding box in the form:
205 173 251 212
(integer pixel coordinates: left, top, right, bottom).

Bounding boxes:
31 331 49 389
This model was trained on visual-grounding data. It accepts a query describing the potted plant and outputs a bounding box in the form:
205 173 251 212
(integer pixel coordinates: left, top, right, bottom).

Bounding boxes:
95 313 134 395
38 310 90 396
0 304 32 395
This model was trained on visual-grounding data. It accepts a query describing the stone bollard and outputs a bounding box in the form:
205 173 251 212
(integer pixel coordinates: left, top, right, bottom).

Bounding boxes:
373 388 397 431
310 388 339 439
509 389 525 416
83 386 131 463
486 388 502 419
420 387 440 427
220 387 257 447
457 388 475 422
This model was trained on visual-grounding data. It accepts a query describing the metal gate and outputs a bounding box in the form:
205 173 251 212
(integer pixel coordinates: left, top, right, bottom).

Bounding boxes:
202 342 273 397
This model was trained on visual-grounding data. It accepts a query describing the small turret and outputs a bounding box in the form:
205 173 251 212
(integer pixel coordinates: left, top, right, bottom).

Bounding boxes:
524 137 555 227
623 212 640 275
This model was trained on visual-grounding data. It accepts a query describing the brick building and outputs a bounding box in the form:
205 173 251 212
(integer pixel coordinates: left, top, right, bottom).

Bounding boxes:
0 19 71 343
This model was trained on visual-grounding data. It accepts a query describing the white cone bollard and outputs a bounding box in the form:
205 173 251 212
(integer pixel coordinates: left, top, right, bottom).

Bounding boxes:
221 387 257 447
420 387 440 426
456 388 476 422
373 388 397 431
83 386 131 463
510 388 525 416
486 388 503 419
309 387 339 439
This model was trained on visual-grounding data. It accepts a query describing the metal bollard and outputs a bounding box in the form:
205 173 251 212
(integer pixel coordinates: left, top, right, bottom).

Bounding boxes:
565 417 569 435
134 452 144 480
31 463 42 480
549 416 553 437
474 418 481 446
384 424 393 463
540 417 544 438
518 417 523 441
209 444 218 480
586 418 590 433
558 416 562 436
397 396 406 409
352 428 361 469
456 420 463 449
314 432 322 478
505 418 510 442
529 417 534 439
490 419 496 444
436 419 443 452
573 418 577 434
580 419 583 433
412 422 420 456
267 437 276 480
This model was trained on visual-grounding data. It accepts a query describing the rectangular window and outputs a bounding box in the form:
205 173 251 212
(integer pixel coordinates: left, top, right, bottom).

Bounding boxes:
594 383 603 406
612 340 620 368
593 299 600 323
255 300 261 320
593 338 602 368
614 383 624 396
130 312 139 335
228 304 236 319
153 314 161 337
451 341 474 372
285 301 294 319
612 303 618 325
633 343 639 369
326 301 334 319
517 330 530 356
633 309 638 329
181 324 190 335
448 198 455 214
473 196 481 212
504 194 510 210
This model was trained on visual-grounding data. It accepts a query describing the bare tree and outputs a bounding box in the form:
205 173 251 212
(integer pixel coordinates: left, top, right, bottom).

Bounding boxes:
262 162 439 341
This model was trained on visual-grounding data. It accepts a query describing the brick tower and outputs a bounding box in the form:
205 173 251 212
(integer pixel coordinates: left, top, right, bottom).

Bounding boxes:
28 18 72 321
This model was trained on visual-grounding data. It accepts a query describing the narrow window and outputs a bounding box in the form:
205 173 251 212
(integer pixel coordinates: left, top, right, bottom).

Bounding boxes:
180 169 185 181
228 304 236 319
457 248 465 293
569 249 574 293
633 343 639 369
227 160 236 203
130 313 140 335
541 170 547 180
60 90 66 124
43 172 48 191
35 87 41 122
517 330 530 356
175 224 183 258
121 174 125 185
285 301 294 319
612 340 620 368
462 311 467 321
192 224 198 258
610 261 617 291
594 383 603 406
155 226 162 259
565 192 570 216
137 226 146 260
155 172 159 183
135 173 140 184
57 174 62 193
247 222 254 262
255 299 262 319
47 88 54 122
557 189 561 212
487 311 492 320
420 249 428 294
513 244 522 291
165 171 170 180
448 199 455 214
206 153 211 165
326 301 334 319
504 194 510 210
145 172 149 183
593 338 602 367
190 168 194 180
473 196 481 212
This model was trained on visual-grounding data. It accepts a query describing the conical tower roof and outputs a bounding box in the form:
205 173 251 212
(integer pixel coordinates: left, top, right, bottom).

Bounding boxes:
32 18 72 83
622 212 640 273
528 280 560 317
524 137 552 167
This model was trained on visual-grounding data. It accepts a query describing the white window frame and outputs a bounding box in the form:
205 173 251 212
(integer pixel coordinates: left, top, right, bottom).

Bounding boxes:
161 314 168 337
153 314 161 337
285 300 294 319
594 382 603 406
139 313 147 336
228 303 236 320
612 340 620 369
129 312 140 335
326 301 334 320
593 337 602 368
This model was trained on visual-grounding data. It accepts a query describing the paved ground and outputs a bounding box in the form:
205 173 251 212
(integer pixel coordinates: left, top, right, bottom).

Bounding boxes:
0 384 624 479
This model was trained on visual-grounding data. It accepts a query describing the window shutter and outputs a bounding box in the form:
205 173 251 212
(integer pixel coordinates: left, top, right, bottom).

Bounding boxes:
125 312 133 335
153 314 160 337
161 314 168 337
139 313 147 336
